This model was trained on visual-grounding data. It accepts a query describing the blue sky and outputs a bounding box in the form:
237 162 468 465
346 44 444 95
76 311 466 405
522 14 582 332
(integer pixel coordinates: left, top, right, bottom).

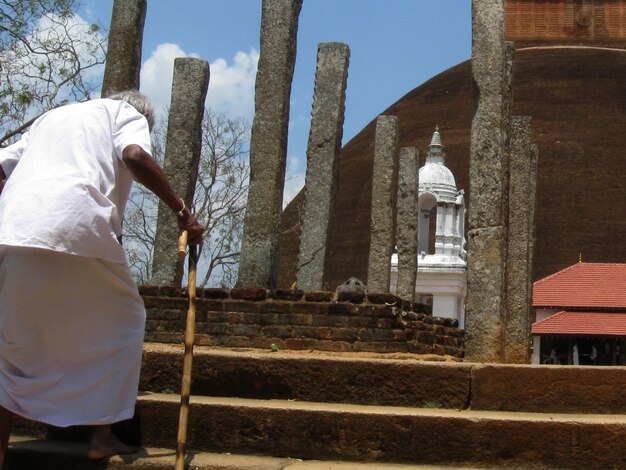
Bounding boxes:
79 1 471 201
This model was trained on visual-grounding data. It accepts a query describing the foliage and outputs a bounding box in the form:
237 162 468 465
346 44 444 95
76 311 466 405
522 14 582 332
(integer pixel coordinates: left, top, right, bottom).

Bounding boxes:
122 115 167 286
194 109 250 287
124 109 250 288
0 0 106 146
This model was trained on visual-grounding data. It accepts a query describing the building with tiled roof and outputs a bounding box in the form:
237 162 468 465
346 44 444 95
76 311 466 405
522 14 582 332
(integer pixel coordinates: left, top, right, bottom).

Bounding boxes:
531 263 626 366
533 312 626 337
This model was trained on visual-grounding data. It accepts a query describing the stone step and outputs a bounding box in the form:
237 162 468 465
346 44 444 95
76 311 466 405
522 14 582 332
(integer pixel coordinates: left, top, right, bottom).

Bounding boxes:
5 436 498 470
130 393 626 469
469 363 626 414
9 345 626 469
139 343 471 409
140 343 626 414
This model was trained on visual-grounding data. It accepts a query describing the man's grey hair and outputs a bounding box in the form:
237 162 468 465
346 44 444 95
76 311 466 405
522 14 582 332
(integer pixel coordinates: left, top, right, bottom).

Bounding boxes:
107 90 155 130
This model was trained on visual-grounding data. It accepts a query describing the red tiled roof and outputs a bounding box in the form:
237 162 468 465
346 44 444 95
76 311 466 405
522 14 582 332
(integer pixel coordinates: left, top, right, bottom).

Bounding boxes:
533 262 626 309
532 311 626 336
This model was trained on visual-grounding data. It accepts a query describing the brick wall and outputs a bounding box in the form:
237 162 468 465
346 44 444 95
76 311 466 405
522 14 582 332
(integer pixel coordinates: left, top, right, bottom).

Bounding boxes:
505 0 626 49
140 286 464 358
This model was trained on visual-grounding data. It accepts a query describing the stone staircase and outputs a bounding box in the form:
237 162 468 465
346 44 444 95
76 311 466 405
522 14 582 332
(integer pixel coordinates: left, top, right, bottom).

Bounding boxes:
7 342 626 469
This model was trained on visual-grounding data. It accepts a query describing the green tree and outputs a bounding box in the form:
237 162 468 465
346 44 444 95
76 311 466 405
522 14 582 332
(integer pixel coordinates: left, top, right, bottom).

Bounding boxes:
0 0 106 146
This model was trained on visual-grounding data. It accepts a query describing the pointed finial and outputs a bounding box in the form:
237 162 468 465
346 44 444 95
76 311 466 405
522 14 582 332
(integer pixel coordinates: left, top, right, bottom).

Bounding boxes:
579 252 583 263
429 125 442 148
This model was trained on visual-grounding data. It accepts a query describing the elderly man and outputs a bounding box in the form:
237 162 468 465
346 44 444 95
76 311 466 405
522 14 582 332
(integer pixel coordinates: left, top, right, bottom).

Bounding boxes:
0 90 204 463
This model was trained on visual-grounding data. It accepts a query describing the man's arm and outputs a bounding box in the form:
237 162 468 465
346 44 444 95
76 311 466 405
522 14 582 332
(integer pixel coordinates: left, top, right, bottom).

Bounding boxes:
122 144 204 244
0 166 5 196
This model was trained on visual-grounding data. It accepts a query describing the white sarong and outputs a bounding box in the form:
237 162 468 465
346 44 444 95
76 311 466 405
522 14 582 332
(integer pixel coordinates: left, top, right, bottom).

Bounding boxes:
0 246 145 427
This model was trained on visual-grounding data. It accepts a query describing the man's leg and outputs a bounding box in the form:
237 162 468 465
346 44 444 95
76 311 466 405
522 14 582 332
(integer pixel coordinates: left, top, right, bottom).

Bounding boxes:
87 424 137 460
0 406 13 468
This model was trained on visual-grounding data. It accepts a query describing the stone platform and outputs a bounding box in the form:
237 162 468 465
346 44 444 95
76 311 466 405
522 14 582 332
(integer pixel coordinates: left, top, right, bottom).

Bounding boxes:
8 343 626 469
140 286 464 357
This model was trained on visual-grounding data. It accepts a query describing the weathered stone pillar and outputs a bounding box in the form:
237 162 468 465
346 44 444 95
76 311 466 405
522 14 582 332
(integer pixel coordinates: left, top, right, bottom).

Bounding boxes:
500 40 515 217
367 115 399 293
527 143 539 320
101 0 147 96
395 146 419 301
504 116 535 363
296 43 350 291
150 58 210 286
465 0 514 362
237 0 303 288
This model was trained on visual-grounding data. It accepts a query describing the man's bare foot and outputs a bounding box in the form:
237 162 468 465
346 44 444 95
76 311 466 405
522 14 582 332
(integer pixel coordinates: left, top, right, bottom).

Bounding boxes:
87 424 138 460
0 406 13 469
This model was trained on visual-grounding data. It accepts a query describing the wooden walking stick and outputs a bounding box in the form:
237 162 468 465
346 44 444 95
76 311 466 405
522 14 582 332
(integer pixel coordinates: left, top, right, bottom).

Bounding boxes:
175 230 199 470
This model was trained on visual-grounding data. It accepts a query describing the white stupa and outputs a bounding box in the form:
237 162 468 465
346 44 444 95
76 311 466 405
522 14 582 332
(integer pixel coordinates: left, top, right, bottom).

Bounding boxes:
391 126 467 327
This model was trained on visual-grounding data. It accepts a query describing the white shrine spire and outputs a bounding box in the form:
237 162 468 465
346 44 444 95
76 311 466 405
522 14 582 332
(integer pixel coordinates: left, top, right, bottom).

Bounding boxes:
420 126 456 202
429 125 442 147
426 125 445 165
390 124 467 328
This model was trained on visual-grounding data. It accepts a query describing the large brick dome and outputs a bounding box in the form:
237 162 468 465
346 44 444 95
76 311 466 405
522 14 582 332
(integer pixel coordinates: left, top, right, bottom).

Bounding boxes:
277 47 626 290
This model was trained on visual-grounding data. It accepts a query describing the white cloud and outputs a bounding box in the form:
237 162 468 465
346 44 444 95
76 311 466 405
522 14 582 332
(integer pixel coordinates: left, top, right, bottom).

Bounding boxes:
139 43 197 118
207 49 259 120
140 44 258 122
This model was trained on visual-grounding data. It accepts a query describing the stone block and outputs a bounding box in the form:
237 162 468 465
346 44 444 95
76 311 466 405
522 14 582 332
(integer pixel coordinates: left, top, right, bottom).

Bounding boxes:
201 288 230 299
223 300 261 314
146 309 183 321
218 335 257 348
471 364 626 414
336 291 366 303
354 341 407 354
284 313 310 326
367 292 401 305
139 285 160 296
158 286 185 297
327 303 361 316
417 331 435 344
195 300 224 312
304 290 334 302
407 341 435 355
261 325 293 338
230 324 263 337
269 289 304 301
465 226 506 362
329 328 359 341
291 301 328 315
284 338 319 350
193 334 211 346
230 287 268 301
375 318 398 329
316 340 352 352
143 296 186 309
208 312 243 324
205 323 228 335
